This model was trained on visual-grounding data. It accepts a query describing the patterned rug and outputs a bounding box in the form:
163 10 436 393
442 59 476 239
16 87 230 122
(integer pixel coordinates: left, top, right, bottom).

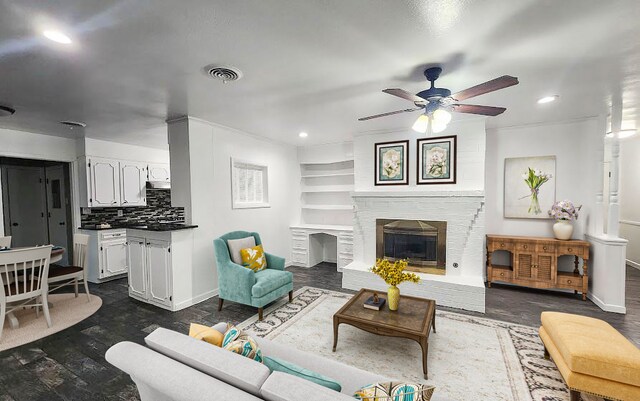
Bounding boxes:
238 287 601 401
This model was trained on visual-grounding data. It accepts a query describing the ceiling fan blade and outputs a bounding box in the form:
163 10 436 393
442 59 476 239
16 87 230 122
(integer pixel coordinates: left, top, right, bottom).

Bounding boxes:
382 88 426 104
451 75 519 101
452 104 507 116
358 107 423 121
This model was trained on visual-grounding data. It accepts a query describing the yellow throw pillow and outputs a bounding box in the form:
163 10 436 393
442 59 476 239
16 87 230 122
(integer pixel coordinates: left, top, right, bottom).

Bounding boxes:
189 323 224 347
240 244 267 272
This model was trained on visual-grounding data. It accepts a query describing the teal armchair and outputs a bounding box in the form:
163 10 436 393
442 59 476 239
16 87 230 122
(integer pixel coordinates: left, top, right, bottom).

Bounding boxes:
214 231 293 320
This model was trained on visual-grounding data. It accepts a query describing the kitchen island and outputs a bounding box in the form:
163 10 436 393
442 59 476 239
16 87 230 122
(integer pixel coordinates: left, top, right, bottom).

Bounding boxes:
80 223 207 311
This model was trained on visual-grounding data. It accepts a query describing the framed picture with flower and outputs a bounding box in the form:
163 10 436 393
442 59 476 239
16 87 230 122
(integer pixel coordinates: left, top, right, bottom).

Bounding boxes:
504 156 556 219
374 140 409 185
417 135 457 185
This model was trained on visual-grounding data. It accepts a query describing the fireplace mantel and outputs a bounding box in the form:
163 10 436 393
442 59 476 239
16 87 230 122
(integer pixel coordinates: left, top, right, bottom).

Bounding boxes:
351 190 485 198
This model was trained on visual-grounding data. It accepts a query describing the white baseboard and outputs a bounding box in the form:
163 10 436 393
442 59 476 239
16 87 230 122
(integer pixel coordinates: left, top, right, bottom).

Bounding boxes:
587 292 626 314
173 288 219 311
626 259 640 270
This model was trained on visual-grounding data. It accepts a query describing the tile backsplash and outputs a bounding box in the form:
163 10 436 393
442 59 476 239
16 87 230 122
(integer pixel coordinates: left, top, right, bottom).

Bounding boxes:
80 189 185 226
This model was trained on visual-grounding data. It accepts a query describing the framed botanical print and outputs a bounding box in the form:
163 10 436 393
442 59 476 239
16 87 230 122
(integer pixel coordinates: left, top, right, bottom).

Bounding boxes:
374 140 409 185
417 135 457 185
504 156 556 219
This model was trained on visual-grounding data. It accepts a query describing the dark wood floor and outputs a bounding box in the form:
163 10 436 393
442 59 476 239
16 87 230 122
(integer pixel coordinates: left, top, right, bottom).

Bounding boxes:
0 264 638 400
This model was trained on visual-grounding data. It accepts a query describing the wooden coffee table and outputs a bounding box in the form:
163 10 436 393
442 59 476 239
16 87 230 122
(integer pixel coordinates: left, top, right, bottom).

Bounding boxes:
332 288 436 379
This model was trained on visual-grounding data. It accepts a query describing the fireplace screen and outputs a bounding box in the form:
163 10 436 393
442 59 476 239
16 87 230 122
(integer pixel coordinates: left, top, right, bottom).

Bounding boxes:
376 219 447 274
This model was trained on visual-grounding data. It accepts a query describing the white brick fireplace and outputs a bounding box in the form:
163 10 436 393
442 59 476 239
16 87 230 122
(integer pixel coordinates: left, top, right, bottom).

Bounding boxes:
341 190 487 312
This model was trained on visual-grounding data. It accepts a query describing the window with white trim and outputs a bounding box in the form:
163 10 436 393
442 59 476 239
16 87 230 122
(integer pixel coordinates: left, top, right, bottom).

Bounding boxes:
231 159 270 209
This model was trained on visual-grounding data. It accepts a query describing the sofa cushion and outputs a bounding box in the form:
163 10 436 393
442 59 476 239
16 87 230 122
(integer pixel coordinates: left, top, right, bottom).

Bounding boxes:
227 237 256 265
541 311 640 387
241 244 268 272
189 323 224 346
145 328 270 397
252 269 293 298
354 382 436 400
260 371 355 401
256 334 386 395
264 356 341 392
222 326 263 363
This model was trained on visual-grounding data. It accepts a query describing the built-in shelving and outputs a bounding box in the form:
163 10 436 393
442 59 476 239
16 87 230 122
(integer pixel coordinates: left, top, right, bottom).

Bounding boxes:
301 172 354 178
298 157 354 227
301 185 353 193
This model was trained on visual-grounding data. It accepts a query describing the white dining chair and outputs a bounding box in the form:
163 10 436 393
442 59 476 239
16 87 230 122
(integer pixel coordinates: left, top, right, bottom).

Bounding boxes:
47 234 91 301
0 236 11 248
0 246 53 340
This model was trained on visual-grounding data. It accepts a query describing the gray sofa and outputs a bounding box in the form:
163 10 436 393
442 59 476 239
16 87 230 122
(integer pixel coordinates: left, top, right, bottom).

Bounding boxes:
106 323 447 401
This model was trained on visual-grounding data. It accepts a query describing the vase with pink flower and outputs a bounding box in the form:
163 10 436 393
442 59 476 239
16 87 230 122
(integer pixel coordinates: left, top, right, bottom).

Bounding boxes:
548 200 582 240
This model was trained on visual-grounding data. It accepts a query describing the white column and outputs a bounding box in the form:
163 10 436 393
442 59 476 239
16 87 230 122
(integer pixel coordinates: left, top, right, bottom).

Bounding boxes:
607 98 623 236
168 116 218 297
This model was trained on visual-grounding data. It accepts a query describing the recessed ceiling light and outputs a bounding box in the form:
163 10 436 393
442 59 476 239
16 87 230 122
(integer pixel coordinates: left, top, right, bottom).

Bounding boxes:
43 30 72 44
298 132 308 138
0 105 16 117
537 95 558 104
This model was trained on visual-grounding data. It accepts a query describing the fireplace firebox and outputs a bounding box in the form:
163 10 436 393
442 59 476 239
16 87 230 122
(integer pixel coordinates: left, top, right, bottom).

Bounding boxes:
376 219 447 275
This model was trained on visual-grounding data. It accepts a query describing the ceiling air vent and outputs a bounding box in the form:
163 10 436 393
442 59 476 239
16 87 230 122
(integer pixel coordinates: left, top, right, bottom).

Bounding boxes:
204 64 243 83
60 120 87 128
0 105 16 117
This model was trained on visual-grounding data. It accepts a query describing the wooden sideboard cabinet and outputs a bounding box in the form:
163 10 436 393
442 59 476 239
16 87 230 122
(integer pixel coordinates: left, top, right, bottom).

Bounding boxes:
486 235 590 300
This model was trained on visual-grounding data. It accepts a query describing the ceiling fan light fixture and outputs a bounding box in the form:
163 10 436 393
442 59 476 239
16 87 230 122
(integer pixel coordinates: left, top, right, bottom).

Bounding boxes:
432 109 452 124
432 120 447 134
298 132 308 138
537 95 558 104
412 114 429 133
43 30 72 44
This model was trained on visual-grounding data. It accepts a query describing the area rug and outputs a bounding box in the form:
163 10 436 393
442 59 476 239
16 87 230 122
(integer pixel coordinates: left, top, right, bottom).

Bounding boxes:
0 293 102 351
239 287 602 401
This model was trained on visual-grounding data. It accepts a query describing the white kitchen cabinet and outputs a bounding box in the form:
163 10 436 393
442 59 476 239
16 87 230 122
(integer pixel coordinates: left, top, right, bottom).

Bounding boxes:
126 229 196 311
147 163 170 182
146 239 172 308
82 229 129 283
289 225 353 270
120 161 147 206
127 237 147 299
88 157 121 207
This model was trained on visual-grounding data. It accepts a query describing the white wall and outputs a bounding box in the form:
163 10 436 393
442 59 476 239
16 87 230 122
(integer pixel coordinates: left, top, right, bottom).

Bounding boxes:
354 119 487 192
169 117 300 296
485 118 601 239
0 127 78 162
83 138 169 164
619 135 640 268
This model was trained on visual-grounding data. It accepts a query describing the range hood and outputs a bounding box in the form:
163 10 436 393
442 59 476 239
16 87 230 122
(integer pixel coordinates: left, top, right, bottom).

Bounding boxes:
146 181 171 190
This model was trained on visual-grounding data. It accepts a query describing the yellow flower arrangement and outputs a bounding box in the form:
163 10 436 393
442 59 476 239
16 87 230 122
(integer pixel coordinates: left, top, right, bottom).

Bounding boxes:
370 258 420 286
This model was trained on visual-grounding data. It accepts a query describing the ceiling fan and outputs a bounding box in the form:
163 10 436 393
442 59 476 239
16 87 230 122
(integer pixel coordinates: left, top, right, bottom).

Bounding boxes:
359 67 519 134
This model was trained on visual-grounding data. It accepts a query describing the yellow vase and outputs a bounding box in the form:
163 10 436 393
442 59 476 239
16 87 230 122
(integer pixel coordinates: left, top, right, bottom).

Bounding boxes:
387 285 400 311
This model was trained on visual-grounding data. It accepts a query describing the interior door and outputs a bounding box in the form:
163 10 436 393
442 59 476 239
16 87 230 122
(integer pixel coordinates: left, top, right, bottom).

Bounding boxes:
90 158 120 207
127 237 147 299
45 165 70 264
102 239 128 277
3 166 48 247
147 239 172 307
120 162 146 206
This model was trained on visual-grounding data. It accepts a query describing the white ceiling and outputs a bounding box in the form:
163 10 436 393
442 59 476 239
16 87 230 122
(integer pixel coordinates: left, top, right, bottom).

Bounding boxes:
0 0 638 148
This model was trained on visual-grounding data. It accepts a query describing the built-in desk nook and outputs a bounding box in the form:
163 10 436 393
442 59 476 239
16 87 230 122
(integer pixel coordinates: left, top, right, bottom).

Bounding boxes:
290 224 353 269
486 234 590 300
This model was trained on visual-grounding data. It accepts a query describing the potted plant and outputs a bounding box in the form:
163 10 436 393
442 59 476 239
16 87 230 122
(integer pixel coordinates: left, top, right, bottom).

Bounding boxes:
370 259 420 311
548 200 582 240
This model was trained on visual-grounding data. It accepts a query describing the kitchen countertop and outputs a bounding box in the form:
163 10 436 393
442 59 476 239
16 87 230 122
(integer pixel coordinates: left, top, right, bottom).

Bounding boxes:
79 224 198 232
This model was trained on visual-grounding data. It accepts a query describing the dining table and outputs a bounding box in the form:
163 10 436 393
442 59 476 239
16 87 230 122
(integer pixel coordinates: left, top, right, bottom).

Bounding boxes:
3 246 65 329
